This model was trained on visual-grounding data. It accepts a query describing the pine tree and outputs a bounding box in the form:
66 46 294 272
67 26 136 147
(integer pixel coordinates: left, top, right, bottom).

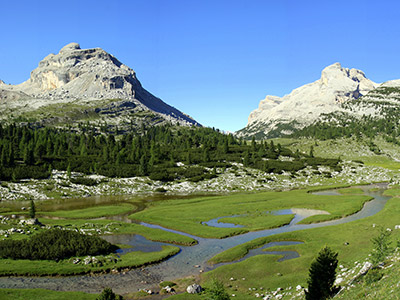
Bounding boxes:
24 145 35 165
67 163 72 179
29 200 36 219
305 246 338 300
139 155 147 175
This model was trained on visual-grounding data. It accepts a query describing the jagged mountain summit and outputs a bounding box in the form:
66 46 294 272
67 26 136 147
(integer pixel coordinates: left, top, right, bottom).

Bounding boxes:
0 43 199 129
237 63 378 138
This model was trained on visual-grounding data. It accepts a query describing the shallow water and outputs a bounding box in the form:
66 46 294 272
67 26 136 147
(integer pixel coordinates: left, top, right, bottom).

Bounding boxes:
0 183 390 294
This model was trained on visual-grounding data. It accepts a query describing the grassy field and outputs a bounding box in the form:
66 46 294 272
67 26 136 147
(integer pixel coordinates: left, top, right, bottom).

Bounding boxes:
218 213 294 231
0 211 196 276
0 289 98 300
0 245 179 276
130 188 373 238
40 218 197 245
165 188 400 299
41 203 136 219
0 172 397 299
335 255 400 299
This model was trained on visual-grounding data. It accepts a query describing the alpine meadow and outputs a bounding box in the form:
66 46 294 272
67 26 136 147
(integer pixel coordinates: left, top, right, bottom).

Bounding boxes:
2 3 400 299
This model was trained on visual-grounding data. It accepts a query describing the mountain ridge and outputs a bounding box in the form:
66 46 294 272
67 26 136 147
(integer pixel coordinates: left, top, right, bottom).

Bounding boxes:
0 42 199 129
237 63 380 138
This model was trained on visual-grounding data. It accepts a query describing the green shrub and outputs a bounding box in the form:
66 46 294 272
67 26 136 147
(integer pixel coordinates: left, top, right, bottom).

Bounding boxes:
0 228 118 260
97 288 123 300
70 177 98 186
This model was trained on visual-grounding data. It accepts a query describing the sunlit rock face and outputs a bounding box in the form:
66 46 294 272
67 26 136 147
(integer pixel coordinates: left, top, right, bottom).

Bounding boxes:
239 63 377 138
1 42 199 126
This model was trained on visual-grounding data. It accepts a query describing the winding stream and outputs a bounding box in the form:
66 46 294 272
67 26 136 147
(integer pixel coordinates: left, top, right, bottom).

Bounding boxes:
0 183 390 294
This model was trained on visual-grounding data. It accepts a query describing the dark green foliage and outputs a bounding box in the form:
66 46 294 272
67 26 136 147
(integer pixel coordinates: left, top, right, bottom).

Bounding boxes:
206 279 231 300
0 123 341 182
29 200 36 219
305 246 339 300
96 288 123 300
70 177 98 186
0 229 118 260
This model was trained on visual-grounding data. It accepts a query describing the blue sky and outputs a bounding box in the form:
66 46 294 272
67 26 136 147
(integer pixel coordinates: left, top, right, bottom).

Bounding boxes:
1 0 400 131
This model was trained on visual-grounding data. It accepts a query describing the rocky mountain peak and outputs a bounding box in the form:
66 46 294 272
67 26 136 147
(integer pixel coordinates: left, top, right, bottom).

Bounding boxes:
0 43 199 127
59 42 81 52
238 63 378 138
320 63 370 91
22 43 135 97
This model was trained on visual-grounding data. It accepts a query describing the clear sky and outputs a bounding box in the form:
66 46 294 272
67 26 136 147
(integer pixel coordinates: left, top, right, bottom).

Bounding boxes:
1 0 400 132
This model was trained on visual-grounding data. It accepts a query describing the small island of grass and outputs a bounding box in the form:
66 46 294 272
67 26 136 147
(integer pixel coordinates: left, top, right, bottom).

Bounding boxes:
0 228 118 260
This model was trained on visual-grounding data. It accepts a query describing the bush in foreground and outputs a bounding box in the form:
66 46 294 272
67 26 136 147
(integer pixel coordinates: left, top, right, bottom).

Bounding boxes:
206 278 230 300
0 228 118 260
96 288 123 300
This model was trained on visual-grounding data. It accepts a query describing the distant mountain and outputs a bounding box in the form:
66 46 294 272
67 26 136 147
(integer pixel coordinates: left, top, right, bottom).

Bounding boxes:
237 63 378 139
292 80 400 142
0 43 200 129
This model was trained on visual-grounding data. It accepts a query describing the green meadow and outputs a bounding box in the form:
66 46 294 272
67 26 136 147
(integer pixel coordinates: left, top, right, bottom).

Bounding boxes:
167 189 400 299
0 289 98 300
0 182 397 299
0 204 196 276
130 188 373 238
41 203 135 219
0 245 179 276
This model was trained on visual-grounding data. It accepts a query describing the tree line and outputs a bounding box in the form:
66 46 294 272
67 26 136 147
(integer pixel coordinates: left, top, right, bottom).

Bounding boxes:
0 123 340 182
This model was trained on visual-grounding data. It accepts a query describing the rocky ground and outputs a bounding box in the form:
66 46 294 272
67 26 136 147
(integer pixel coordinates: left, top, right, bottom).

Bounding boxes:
0 160 397 203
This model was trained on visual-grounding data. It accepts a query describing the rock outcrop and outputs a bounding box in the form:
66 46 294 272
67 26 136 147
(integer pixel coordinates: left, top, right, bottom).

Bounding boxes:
238 63 377 138
186 284 202 294
0 43 199 127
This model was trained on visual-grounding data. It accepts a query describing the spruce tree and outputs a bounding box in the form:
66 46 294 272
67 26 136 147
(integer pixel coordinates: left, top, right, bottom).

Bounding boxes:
67 163 72 178
305 246 338 300
29 200 36 219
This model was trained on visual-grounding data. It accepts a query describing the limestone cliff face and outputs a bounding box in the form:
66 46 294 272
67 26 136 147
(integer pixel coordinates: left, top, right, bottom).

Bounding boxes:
3 43 199 126
20 43 138 99
240 63 377 137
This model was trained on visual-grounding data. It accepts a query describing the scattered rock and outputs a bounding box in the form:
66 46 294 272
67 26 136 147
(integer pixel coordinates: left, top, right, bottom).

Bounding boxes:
359 262 373 275
186 284 202 294
335 277 344 285
162 286 175 294
25 218 41 225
